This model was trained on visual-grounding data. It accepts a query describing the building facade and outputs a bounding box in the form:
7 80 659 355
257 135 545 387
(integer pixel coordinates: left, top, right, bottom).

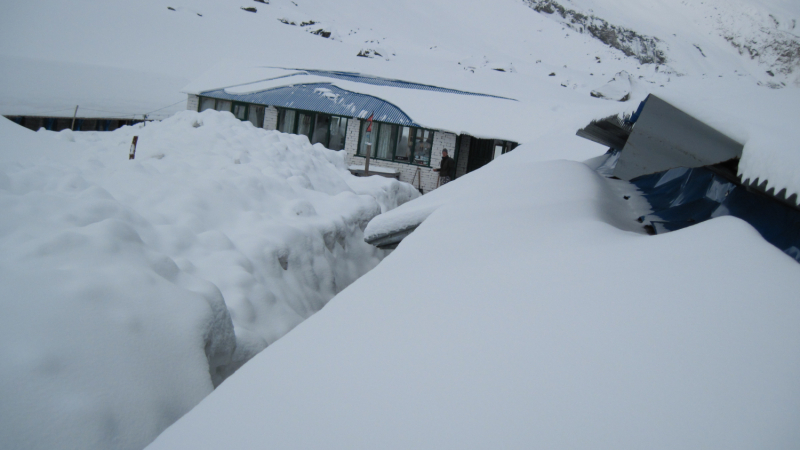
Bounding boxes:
186 71 517 194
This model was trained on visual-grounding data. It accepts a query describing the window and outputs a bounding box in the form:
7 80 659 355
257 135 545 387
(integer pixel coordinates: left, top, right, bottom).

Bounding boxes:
356 122 435 166
232 103 248 121
412 129 434 166
249 105 265 128
277 109 296 133
215 100 232 113
494 143 504 160
394 126 412 161
311 114 331 145
199 97 216 112
376 123 396 160
328 117 348 151
297 113 313 139
358 120 379 156
276 109 348 150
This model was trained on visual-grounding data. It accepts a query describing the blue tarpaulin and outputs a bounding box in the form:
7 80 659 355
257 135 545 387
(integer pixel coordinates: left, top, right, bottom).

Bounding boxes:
630 163 800 263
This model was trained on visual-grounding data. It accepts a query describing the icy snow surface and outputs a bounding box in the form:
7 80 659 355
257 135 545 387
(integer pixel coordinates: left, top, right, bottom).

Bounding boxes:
0 111 418 450
148 139 800 450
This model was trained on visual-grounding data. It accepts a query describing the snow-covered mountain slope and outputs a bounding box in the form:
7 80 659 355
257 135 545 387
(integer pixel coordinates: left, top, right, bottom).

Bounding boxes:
2 0 798 120
0 112 417 450
147 138 800 450
2 1 800 449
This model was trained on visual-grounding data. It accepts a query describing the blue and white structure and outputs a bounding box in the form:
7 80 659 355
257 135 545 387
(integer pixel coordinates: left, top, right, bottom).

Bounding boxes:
185 68 518 193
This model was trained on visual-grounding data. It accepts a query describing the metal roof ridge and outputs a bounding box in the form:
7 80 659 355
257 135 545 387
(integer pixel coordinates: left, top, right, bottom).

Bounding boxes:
256 66 517 101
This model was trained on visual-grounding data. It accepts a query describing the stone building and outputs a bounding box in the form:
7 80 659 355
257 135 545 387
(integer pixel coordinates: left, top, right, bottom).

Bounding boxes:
185 68 517 194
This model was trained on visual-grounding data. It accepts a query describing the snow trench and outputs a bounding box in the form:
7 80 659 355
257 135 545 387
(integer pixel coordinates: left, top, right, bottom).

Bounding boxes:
0 111 419 450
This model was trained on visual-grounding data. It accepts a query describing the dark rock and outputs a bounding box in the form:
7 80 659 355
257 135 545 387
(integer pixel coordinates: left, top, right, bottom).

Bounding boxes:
549 72 556 76
241 6 257 12
310 29 331 38
167 6 176 11
523 0 667 65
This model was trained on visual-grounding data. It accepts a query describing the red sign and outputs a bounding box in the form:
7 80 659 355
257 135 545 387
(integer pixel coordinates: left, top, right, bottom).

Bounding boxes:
366 113 374 132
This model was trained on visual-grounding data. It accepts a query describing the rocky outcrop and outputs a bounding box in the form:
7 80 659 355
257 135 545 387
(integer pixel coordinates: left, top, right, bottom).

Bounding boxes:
523 0 667 65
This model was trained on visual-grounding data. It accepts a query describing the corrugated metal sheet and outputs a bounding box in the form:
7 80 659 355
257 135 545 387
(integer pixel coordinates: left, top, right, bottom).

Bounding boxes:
302 70 515 100
201 83 421 126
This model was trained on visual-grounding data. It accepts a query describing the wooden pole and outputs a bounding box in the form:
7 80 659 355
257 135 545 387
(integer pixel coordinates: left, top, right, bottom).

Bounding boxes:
364 138 371 176
363 112 374 176
129 136 138 160
71 105 79 130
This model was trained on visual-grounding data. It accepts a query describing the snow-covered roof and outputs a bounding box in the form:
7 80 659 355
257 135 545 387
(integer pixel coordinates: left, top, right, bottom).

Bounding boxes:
186 64 520 134
202 83 422 126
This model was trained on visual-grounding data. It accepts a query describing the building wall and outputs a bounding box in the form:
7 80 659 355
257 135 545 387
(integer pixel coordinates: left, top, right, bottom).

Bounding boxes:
343 125 457 194
187 94 199 112
344 118 361 156
455 135 471 178
264 106 278 130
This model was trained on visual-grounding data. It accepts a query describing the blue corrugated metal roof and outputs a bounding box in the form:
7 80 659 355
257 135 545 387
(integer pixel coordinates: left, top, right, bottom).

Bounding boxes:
202 83 422 126
301 70 515 100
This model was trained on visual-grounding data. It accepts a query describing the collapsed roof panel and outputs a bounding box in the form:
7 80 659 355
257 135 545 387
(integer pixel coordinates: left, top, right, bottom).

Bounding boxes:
613 95 744 181
632 166 800 263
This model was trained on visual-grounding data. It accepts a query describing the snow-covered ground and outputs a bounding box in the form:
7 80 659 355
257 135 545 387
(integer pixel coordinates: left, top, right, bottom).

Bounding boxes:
2 0 800 449
148 141 800 450
0 111 417 450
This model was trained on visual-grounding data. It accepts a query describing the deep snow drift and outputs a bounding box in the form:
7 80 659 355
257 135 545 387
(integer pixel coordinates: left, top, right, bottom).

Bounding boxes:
2 0 800 448
0 111 417 450
148 141 800 450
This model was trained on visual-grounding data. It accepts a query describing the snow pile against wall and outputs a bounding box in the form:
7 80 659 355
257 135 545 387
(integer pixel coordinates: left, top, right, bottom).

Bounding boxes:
0 111 418 450
147 138 800 450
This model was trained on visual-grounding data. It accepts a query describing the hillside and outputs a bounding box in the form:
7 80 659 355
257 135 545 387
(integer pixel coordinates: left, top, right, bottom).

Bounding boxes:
2 0 798 121
2 1 800 449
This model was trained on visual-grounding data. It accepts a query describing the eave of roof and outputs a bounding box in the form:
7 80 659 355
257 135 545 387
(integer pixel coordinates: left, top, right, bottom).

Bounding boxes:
201 83 421 126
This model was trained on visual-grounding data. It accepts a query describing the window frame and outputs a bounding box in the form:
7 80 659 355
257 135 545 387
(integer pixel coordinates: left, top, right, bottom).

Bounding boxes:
231 102 249 121
356 120 434 168
275 107 350 149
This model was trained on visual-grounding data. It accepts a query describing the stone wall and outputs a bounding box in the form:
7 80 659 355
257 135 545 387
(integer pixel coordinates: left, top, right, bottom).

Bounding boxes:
344 118 361 157
264 106 278 130
186 95 199 112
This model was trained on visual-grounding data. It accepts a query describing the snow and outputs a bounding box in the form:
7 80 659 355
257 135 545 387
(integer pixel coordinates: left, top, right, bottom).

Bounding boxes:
348 164 398 175
0 110 417 449
147 144 800 450
2 0 800 448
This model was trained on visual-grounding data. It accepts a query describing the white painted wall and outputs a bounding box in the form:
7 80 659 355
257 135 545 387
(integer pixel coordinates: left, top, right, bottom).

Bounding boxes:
186 94 199 112
264 106 278 130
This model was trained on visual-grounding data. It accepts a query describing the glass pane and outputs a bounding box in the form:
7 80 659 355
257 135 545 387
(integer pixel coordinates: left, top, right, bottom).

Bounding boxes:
215 100 232 113
311 114 331 146
494 143 503 160
358 121 378 156
199 98 216 112
328 117 348 151
376 123 395 160
233 104 247 120
412 129 433 166
297 113 313 138
249 105 264 128
278 109 296 133
394 126 411 161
